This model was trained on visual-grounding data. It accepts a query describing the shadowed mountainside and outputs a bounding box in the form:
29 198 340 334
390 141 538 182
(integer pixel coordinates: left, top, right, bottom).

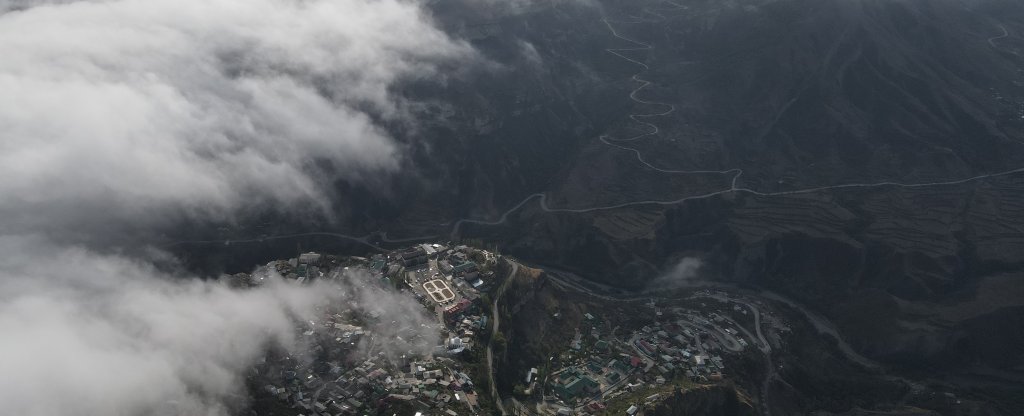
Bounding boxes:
166 0 1024 380
455 0 1024 374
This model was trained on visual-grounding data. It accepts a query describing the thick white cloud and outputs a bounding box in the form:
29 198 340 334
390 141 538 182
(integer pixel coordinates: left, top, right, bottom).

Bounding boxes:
0 235 331 416
0 235 440 416
0 0 472 231
325 267 441 359
0 0 468 414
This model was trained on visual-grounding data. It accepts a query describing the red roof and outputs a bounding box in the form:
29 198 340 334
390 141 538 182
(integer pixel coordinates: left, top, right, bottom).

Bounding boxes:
630 356 642 367
444 299 472 315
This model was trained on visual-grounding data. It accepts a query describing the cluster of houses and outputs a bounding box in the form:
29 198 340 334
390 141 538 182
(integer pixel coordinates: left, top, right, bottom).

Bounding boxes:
540 306 750 414
261 353 483 415
261 251 326 284
250 244 502 416
449 314 487 353
372 243 496 325
630 321 728 382
386 359 480 409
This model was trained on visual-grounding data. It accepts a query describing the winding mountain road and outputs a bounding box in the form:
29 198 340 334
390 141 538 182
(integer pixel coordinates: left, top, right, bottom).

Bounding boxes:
447 164 1024 240
597 16 740 176
988 24 1009 48
485 260 518 416
447 10 1024 239
168 8 1024 258
761 291 883 371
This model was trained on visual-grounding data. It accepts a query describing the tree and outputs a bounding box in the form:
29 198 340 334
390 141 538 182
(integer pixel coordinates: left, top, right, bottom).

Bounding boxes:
493 332 508 354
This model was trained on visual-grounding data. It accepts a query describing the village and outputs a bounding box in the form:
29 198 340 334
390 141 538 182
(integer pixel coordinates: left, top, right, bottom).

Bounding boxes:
233 242 792 416
242 243 504 416
518 289 790 416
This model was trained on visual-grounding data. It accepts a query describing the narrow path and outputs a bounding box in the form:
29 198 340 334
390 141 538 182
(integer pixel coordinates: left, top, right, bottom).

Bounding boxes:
486 260 518 416
445 10 1024 237
378 231 440 244
164 8 1024 259
746 302 770 353
760 291 883 371
600 17 669 143
161 231 384 251
449 165 1024 237
988 24 1009 48
759 356 775 416
598 16 740 177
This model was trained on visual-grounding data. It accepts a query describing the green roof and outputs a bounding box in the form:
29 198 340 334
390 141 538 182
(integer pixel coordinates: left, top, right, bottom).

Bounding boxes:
611 360 631 373
555 371 599 399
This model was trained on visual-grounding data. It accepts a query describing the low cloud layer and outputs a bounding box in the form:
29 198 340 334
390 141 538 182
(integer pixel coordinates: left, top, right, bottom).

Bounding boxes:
0 238 442 416
326 267 440 359
0 236 335 415
0 0 471 234
0 0 471 414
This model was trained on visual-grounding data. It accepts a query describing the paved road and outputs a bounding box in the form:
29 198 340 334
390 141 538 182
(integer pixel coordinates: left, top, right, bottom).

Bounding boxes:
715 300 770 354
747 303 768 352
681 313 743 353
628 334 657 372
440 8 1023 237
164 4 1024 249
486 260 518 416
759 354 775 416
447 165 1024 240
162 231 384 250
760 291 882 371
180 162 1024 248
